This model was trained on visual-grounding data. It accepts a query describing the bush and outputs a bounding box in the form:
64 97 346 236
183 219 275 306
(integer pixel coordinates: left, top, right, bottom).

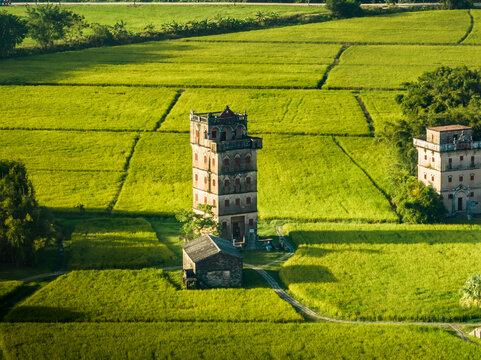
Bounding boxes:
0 160 54 265
326 0 363 18
26 5 87 48
0 11 28 57
443 0 472 9
460 274 481 307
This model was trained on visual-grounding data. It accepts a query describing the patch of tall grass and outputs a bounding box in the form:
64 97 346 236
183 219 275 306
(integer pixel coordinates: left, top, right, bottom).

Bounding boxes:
281 222 481 321
5 269 303 323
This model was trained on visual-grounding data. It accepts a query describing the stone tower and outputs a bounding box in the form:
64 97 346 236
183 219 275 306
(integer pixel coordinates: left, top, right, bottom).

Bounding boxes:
413 124 481 217
190 106 263 244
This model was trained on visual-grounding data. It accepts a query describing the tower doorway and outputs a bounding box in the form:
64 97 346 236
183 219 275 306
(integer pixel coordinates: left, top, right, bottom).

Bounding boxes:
458 197 463 211
231 216 245 241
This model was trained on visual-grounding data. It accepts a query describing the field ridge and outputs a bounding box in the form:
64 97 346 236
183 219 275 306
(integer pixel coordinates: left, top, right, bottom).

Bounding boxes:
154 89 184 131
354 95 375 135
318 45 350 89
459 10 475 44
331 136 399 220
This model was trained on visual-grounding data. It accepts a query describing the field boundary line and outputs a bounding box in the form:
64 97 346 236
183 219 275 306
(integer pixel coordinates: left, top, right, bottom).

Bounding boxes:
354 95 375 135
317 45 349 89
152 89 184 131
107 134 141 213
331 136 401 221
458 10 474 44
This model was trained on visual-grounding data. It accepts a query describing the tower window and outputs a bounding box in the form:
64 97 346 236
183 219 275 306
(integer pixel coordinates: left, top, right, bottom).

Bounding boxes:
224 179 230 188
424 173 427 180
460 156 464 161
246 177 251 185
204 176 207 184
235 157 241 166
196 130 199 138
471 174 475 181
204 155 207 164
432 157 435 162
225 199 229 208
204 197 207 204
448 176 452 183
194 153 198 161
212 158 215 167
235 198 240 206
195 174 198 182
449 158 452 164
460 176 464 182
212 130 217 139
213 199 216 207
224 158 229 166
195 193 198 202
471 192 475 197
212 179 216 187
246 155 251 164
222 222 227 229
235 178 240 186
431 175 434 182
246 197 251 205
448 194 453 199
424 155 427 160
249 219 254 226
471 156 475 163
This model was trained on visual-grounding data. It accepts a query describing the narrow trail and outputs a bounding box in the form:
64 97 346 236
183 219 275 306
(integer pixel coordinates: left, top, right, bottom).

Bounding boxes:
458 10 474 44
317 45 349 89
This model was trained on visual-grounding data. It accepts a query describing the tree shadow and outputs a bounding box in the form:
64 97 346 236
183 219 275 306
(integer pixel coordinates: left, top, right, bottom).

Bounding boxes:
280 264 337 285
5 306 82 322
290 229 481 245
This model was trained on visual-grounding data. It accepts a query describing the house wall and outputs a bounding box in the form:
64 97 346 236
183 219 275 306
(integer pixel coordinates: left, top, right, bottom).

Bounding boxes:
195 253 243 287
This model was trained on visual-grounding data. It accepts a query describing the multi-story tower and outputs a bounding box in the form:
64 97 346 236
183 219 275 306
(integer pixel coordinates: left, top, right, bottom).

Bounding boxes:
413 125 481 217
190 106 263 244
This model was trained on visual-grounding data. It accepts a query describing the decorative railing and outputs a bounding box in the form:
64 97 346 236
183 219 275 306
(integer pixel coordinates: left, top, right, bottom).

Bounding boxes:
413 138 481 152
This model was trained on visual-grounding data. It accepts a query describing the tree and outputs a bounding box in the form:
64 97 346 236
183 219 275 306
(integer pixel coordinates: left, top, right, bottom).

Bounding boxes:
383 66 481 173
0 11 28 57
176 204 221 241
443 0 472 9
326 0 362 19
460 274 481 308
26 5 86 48
0 160 54 265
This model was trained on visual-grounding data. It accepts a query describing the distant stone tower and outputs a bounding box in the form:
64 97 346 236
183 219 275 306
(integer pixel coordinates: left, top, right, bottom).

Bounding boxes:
190 106 262 245
413 125 481 217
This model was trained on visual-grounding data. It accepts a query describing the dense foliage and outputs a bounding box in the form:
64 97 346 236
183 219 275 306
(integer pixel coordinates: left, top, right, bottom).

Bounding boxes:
443 0 472 9
176 204 221 240
26 5 86 48
460 273 481 308
326 0 362 19
0 160 52 265
0 11 28 57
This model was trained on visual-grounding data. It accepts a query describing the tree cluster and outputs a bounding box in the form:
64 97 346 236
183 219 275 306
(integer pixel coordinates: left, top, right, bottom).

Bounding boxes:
326 0 363 19
176 204 221 241
0 11 28 57
0 160 53 265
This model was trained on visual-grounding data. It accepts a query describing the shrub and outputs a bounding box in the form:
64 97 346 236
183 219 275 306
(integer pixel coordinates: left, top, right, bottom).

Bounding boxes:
326 0 363 19
0 160 53 265
0 11 28 57
460 274 481 307
443 0 472 9
26 5 87 48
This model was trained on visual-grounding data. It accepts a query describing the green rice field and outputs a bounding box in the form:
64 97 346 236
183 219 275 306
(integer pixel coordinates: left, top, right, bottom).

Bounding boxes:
281 222 481 321
1 322 479 360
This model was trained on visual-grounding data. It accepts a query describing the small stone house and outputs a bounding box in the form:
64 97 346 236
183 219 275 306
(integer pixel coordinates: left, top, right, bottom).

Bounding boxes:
183 234 243 289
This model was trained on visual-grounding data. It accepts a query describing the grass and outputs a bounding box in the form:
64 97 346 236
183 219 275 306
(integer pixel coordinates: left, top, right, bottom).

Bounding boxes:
281 222 481 322
1 322 480 360
0 41 339 88
464 9 481 44
64 217 176 270
326 45 481 89
242 250 287 266
0 86 179 131
359 91 403 135
0 281 23 303
5 269 303 323
162 89 370 135
4 5 326 33
258 135 397 221
335 136 392 192
0 130 136 171
197 10 471 44
114 132 192 215
29 170 123 211
148 217 184 261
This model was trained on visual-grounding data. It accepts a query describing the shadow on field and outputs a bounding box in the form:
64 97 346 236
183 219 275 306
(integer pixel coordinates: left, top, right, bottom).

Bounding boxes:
290 229 481 245
280 265 337 285
0 41 196 84
5 306 82 323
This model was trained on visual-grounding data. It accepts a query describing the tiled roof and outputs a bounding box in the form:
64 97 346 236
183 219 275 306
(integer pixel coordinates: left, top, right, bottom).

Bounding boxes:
183 234 242 263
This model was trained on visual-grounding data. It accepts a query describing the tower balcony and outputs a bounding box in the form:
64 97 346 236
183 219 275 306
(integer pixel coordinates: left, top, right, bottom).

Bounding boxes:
210 137 263 153
413 138 481 152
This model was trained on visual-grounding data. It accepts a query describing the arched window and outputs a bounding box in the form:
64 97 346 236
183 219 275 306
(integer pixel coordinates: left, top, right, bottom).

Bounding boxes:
224 179 230 188
246 197 251 205
245 155 251 164
224 158 230 167
246 177 251 185
235 156 241 166
225 199 230 208
235 178 241 186
195 174 198 182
